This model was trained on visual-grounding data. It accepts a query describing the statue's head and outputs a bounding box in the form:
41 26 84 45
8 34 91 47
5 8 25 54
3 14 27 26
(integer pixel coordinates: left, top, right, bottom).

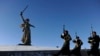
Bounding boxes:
26 18 30 22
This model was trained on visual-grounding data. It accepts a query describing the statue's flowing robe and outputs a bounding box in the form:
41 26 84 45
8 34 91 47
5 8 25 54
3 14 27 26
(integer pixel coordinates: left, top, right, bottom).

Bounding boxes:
21 22 31 45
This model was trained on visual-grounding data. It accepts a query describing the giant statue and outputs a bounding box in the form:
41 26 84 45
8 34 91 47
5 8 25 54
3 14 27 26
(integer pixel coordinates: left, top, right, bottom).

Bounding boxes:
19 6 35 45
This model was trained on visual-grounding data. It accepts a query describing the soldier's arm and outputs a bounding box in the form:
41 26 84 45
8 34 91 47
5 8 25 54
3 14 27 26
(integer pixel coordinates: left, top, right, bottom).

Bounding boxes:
79 40 83 46
65 34 72 41
99 36 100 42
61 33 64 39
69 35 72 41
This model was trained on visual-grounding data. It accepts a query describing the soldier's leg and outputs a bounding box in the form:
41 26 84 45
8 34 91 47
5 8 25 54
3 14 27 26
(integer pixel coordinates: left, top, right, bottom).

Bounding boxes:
54 48 64 56
77 53 81 56
95 49 99 56
87 50 91 56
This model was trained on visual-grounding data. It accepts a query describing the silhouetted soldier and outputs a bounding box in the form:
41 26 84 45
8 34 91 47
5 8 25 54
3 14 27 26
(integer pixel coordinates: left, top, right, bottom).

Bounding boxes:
55 30 72 56
71 36 83 56
87 31 100 56
20 12 35 45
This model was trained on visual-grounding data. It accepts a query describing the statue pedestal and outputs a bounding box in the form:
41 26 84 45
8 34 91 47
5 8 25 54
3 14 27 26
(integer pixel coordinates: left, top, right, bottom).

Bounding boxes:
18 43 31 46
0 46 90 56
0 46 59 56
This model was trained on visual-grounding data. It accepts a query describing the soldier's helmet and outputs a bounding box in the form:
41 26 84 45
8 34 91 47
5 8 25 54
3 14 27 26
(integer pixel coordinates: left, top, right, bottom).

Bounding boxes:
92 31 96 34
64 30 68 34
76 36 79 39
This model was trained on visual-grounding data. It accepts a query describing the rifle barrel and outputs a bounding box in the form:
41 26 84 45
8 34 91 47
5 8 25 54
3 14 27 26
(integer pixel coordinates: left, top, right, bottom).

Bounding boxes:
63 25 65 32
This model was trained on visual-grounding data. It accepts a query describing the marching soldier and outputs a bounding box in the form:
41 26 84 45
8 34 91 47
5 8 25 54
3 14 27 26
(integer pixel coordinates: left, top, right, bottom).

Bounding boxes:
71 36 83 56
55 30 72 56
87 31 100 56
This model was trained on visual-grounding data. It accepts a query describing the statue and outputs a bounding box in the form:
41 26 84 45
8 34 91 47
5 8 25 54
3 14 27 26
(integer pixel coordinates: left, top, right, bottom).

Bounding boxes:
19 6 35 45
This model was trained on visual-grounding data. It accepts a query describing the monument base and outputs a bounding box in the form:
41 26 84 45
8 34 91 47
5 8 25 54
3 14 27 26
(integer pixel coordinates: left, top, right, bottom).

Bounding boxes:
18 43 31 46
0 46 59 56
0 46 96 56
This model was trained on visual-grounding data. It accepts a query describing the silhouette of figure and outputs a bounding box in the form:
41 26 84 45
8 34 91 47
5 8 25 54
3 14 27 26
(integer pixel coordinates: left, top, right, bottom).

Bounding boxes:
87 31 100 56
20 12 35 45
55 30 72 56
71 36 83 56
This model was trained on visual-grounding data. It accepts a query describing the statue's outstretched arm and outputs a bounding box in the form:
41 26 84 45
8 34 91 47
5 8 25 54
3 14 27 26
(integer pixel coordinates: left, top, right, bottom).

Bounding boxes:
20 12 25 23
30 24 35 28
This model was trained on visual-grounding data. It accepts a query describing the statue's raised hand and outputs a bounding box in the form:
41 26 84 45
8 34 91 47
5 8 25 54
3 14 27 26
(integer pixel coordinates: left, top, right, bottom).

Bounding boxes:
20 12 23 16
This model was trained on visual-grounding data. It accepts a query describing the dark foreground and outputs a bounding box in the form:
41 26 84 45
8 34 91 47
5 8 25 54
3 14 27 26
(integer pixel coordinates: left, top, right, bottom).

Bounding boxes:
0 49 99 56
